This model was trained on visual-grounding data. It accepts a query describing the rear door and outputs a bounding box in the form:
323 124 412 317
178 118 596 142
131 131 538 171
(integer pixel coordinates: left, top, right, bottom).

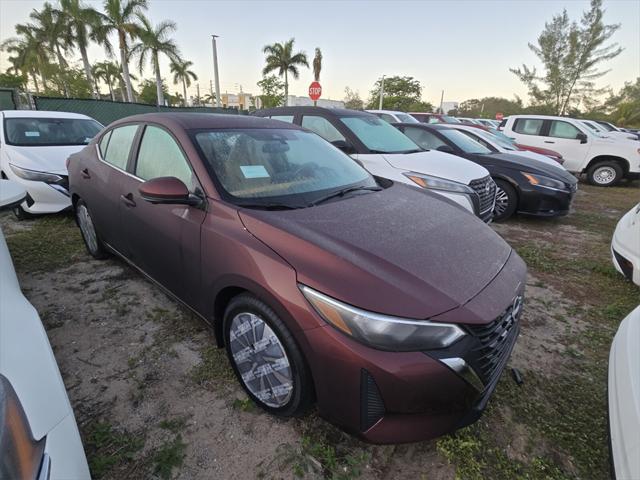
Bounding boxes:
539 120 590 172
119 124 206 304
506 117 547 149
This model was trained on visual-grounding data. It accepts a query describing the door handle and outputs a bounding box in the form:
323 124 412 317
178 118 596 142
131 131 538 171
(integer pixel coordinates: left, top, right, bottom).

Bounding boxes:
120 193 136 208
81 168 91 179
544 141 555 144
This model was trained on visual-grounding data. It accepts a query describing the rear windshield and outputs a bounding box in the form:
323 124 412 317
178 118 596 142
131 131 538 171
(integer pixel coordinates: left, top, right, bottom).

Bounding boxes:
339 115 419 153
4 117 103 146
439 129 492 154
395 113 419 123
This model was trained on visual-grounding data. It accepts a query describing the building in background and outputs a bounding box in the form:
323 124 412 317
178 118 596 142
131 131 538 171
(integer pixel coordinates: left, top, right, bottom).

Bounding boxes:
441 101 459 114
220 92 254 110
286 95 345 109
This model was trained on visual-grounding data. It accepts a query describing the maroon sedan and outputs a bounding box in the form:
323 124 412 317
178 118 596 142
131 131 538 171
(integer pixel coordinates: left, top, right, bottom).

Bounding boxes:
68 113 526 444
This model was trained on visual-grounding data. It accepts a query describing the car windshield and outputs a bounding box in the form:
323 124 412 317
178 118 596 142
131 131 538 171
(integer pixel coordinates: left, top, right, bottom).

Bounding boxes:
441 116 461 123
339 115 419 153
476 130 518 150
439 129 492 154
194 128 376 206
488 128 516 144
4 117 103 146
597 122 615 131
395 113 419 123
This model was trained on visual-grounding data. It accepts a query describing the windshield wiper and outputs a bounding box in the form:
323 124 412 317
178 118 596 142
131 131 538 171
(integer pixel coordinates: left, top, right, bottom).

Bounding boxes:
309 186 382 207
399 149 423 154
237 202 305 210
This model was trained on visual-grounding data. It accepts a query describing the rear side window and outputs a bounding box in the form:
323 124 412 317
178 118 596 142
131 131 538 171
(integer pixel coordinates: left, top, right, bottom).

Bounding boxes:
270 115 294 123
376 113 396 123
135 125 196 190
513 118 544 136
99 131 111 158
403 128 447 150
549 121 581 139
103 124 138 170
301 115 346 143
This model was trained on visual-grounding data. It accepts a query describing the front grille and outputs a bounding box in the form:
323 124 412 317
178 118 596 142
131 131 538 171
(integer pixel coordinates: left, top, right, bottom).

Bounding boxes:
465 296 522 389
469 176 496 215
360 369 385 431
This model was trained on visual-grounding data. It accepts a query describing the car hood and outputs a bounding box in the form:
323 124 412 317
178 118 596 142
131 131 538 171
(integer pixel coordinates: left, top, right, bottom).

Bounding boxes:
3 145 83 175
510 150 567 170
482 152 577 184
239 183 512 320
377 150 489 184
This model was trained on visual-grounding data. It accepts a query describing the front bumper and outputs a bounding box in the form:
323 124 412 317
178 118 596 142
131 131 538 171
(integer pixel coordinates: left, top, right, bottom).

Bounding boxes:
296 251 526 444
2 168 71 214
517 182 576 218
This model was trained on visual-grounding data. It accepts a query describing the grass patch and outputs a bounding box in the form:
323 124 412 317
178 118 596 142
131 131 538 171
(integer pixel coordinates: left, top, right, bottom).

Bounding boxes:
232 397 256 412
151 435 187 480
5 214 85 272
159 416 188 434
85 421 145 479
190 345 236 387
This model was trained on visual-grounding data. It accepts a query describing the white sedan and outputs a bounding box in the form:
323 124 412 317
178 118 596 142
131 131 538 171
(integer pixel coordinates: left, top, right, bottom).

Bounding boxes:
612 203 640 286
0 179 91 479
609 305 640 479
0 110 103 219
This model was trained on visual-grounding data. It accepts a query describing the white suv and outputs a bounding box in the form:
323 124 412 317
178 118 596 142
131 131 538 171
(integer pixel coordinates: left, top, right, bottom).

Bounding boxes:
366 110 419 124
501 115 640 186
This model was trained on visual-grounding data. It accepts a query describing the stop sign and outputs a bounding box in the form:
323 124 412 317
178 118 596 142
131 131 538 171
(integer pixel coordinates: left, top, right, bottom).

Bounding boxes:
495 112 504 120
309 81 322 101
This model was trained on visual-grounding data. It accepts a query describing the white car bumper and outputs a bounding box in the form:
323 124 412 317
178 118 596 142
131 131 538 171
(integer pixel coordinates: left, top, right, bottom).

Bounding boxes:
2 167 71 214
608 306 640 480
611 206 640 286
43 412 91 480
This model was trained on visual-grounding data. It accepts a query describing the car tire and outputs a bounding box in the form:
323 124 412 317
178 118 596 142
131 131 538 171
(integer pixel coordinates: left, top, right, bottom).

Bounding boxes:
75 199 108 259
587 161 623 187
493 179 518 221
223 293 314 417
12 205 33 221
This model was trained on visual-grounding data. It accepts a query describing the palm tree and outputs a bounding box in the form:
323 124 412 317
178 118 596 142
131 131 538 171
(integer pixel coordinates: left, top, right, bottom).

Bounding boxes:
2 26 52 91
93 61 121 100
130 15 180 106
170 59 197 106
57 0 109 99
262 38 308 106
101 0 147 102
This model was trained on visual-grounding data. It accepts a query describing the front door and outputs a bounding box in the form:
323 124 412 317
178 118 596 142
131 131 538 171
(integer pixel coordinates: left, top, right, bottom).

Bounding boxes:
539 120 591 172
119 124 206 305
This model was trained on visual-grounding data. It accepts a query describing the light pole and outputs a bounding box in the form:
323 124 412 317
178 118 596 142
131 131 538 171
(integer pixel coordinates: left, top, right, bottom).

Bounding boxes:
211 35 221 108
378 75 385 110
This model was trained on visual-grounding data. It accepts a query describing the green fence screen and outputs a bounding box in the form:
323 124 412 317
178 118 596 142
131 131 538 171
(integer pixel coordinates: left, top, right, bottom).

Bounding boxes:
0 89 17 110
33 96 247 125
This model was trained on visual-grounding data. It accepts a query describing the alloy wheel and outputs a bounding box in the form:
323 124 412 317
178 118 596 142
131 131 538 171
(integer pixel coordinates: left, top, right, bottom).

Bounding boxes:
229 312 294 408
592 166 617 185
494 186 509 217
77 204 99 254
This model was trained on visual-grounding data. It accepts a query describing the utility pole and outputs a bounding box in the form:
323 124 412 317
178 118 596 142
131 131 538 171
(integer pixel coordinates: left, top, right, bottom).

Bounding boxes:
439 90 444 114
378 75 385 110
196 83 200 105
211 35 221 108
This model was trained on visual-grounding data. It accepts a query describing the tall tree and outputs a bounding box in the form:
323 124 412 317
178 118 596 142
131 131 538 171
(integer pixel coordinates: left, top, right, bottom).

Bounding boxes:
57 0 109 99
262 38 308 106
366 75 433 111
256 75 285 108
93 61 121 100
343 87 364 110
102 0 147 102
170 59 197 106
511 0 622 115
130 15 180 106
2 27 52 92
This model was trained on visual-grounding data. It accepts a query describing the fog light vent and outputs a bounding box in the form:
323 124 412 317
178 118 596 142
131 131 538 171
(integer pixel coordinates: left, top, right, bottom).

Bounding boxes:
360 369 385 432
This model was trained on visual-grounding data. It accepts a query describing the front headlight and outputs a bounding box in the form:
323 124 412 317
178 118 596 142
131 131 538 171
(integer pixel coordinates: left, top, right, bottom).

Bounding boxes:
300 285 465 351
402 172 474 194
9 164 63 184
521 172 567 191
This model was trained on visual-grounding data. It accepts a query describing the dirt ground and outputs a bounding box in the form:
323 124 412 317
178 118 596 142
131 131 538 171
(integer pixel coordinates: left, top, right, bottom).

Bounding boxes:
2 180 638 480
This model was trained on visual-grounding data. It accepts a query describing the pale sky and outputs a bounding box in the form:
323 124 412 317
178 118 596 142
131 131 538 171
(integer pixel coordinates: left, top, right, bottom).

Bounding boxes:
1 0 638 106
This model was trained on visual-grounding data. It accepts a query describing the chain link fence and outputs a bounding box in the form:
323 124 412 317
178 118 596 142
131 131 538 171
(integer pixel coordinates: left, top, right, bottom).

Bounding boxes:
0 88 18 110
31 96 248 125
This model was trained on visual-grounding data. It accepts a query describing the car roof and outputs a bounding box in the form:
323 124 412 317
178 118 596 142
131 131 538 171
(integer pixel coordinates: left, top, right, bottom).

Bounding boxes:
366 109 411 116
109 112 301 130
254 106 371 118
507 114 578 121
392 122 449 130
1 110 94 120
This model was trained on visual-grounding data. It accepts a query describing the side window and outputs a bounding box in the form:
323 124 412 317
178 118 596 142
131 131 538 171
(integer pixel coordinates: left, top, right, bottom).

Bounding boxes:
270 115 294 123
301 115 346 143
99 130 112 158
377 113 396 124
403 128 447 150
103 124 138 170
459 130 492 150
513 118 544 136
135 125 196 190
549 121 581 139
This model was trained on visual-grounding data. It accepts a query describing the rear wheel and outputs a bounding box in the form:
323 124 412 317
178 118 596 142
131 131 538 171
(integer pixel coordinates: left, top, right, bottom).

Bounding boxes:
587 161 623 186
223 293 313 417
76 199 108 259
493 179 518 221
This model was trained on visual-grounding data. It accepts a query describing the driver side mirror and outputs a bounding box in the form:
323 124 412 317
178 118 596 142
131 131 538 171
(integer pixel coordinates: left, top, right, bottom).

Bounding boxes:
331 139 356 155
436 145 455 154
576 132 588 144
139 177 201 206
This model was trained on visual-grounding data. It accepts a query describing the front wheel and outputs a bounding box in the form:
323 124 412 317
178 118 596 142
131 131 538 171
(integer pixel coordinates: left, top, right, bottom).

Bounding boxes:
75 199 108 259
224 293 313 417
587 161 622 186
493 179 518 222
